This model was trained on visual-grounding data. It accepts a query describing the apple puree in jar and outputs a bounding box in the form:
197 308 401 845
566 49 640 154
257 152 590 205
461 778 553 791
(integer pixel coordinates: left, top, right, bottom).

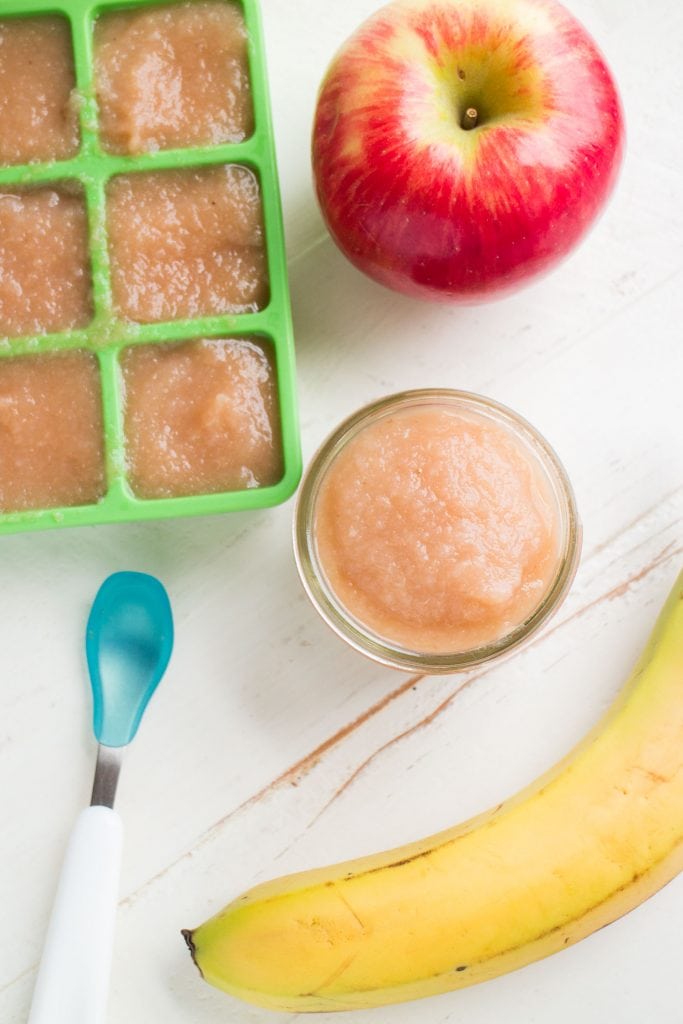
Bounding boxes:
107 166 268 323
122 338 282 499
95 0 253 154
314 401 563 655
0 351 105 513
0 16 80 166
0 186 92 339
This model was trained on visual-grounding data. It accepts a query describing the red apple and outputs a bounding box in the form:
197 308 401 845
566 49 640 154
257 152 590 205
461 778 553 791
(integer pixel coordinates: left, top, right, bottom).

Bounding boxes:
312 0 625 302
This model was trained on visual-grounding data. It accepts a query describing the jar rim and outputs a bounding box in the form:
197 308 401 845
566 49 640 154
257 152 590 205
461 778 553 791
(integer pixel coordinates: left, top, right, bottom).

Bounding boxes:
294 389 582 673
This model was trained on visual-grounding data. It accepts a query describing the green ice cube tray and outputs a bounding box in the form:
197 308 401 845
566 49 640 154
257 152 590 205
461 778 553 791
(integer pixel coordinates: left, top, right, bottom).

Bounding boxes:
0 0 300 535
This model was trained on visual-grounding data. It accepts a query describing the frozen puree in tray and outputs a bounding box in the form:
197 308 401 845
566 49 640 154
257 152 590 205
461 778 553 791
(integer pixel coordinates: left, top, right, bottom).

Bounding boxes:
0 186 92 339
95 0 253 154
122 337 282 499
107 166 268 323
0 351 105 513
0 15 79 166
314 403 563 654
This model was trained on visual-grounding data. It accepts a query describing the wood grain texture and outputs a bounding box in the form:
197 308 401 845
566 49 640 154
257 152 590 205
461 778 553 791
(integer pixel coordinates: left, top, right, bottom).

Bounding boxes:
1 0 682 1021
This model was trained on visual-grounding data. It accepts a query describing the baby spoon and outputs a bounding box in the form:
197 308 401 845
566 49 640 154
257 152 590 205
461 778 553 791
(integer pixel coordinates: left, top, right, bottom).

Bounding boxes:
28 572 174 1024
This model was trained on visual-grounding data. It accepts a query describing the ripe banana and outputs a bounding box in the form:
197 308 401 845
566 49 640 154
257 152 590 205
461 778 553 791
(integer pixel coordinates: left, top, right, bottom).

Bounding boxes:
184 571 683 1012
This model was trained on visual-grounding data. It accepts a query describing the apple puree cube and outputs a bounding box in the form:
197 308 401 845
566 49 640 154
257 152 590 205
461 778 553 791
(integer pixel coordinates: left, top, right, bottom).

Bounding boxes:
0 186 93 338
94 0 253 154
107 166 268 323
122 337 282 499
0 351 105 513
0 15 80 166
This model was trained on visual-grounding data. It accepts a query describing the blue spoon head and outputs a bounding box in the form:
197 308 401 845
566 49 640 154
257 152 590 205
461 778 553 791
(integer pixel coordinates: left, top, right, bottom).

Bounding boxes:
86 572 174 748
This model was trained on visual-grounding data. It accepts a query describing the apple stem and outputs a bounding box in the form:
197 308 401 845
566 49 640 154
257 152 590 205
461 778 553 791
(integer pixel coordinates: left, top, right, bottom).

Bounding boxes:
461 107 479 130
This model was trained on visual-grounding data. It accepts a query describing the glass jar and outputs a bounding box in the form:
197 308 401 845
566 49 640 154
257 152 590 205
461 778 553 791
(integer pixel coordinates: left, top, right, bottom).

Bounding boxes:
294 389 581 673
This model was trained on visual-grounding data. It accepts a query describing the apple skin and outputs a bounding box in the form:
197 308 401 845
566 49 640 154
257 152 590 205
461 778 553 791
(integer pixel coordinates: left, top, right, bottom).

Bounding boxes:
312 0 625 302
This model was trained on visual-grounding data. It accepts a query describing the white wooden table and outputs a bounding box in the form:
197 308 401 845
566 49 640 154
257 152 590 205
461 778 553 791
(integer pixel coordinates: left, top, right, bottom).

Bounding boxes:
2 1 682 1021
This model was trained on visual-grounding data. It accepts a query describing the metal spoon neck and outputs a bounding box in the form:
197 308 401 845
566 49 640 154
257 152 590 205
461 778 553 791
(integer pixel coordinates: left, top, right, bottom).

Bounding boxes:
90 744 124 808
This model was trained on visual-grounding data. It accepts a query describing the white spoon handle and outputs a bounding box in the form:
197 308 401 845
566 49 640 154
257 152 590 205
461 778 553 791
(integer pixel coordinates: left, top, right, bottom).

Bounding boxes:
28 805 123 1024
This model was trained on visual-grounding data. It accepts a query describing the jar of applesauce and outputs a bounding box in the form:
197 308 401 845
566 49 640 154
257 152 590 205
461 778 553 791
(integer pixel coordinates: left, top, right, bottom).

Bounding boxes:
294 390 581 673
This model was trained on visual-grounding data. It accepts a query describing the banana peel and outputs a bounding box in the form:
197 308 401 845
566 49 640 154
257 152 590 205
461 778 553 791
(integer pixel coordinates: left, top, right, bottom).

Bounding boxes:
183 571 683 1012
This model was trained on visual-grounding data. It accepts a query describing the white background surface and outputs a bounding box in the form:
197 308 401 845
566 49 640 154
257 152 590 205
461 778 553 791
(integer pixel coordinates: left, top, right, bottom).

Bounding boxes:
2 0 683 1021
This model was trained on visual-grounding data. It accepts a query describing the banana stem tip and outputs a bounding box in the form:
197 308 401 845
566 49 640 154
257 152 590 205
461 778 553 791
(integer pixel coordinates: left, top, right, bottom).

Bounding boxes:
181 928 203 977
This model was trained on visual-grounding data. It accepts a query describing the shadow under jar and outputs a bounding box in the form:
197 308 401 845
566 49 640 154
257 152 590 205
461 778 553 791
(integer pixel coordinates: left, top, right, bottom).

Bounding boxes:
295 390 581 673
